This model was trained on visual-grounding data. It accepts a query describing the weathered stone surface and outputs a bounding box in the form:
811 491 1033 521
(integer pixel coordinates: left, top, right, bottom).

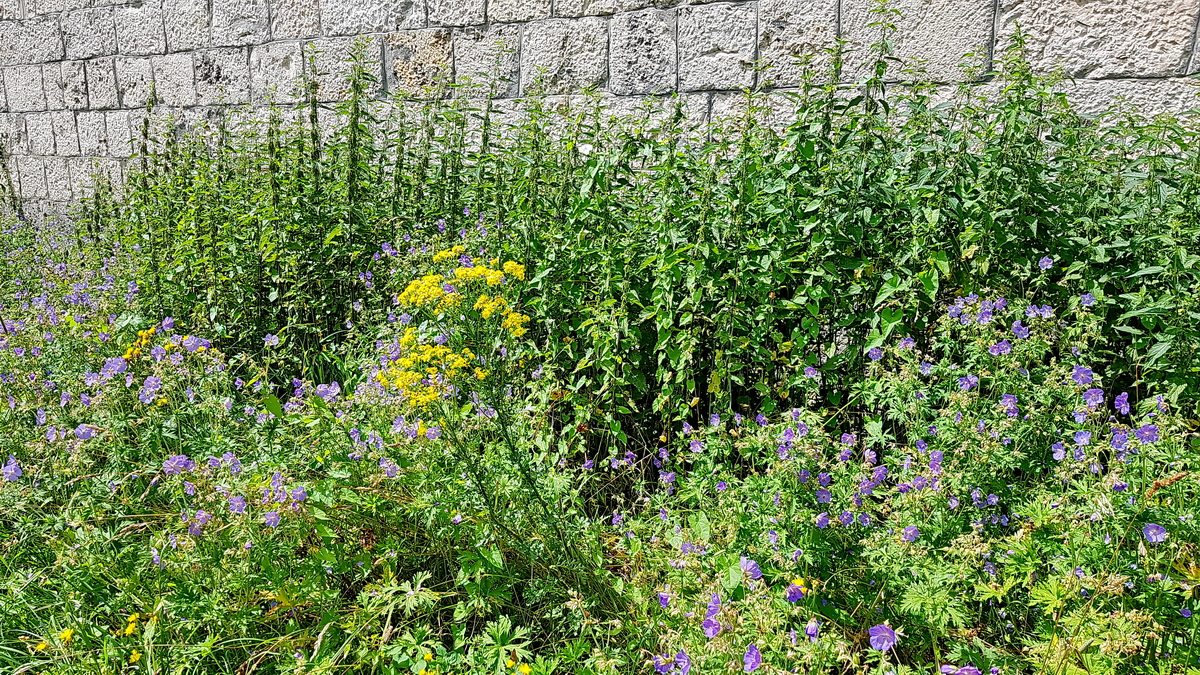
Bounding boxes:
115 57 154 108
453 24 520 97
0 0 18 21
105 110 133 157
610 9 676 95
842 0 991 82
321 0 425 36
678 2 756 91
520 17 608 95
48 61 90 110
16 156 47 199
153 53 196 106
0 113 22 154
1061 77 1200 117
43 64 65 109
4 66 47 111
61 8 118 60
77 111 108 156
271 0 322 39
0 18 65 66
212 0 270 47
115 3 167 55
305 37 383 101
384 29 452 96
163 0 211 52
68 156 105 197
555 0 657 18
758 0 837 87
26 113 56 154
999 0 1196 78
86 58 120 110
489 0 551 23
428 0 485 27
250 41 305 103
195 48 251 104
50 110 78 154
44 156 72 201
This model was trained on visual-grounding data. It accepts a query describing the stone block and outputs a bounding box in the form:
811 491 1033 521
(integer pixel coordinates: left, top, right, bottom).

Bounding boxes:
555 0 657 18
1061 77 1200 117
77 111 108 156
271 0 322 39
384 29 452 97
195 48 251 104
46 61 90 110
43 64 65 110
105 110 133 157
62 8 118 60
453 24 520 97
0 0 18 21
25 113 55 154
86 58 120 110
0 17 65 66
164 0 211 52
115 2 167 55
678 2 756 91
428 0 484 27
152 53 196 106
0 113 21 154
250 41 305 103
758 0 837 87
999 0 1196 78
16 156 47 199
212 0 270 47
4 66 47 112
115 57 154 108
842 0 991 82
489 0 550 23
50 110 78 155
610 9 676 95
44 156 71 201
306 36 383 101
520 17 608 95
320 0 425 36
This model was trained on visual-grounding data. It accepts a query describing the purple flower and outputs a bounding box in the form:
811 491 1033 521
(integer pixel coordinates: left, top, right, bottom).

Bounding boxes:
920 361 934 375
229 495 247 513
740 556 762 580
805 618 820 642
868 347 883 362
898 337 915 350
717 481 728 492
1011 320 1031 339
1143 523 1167 544
785 583 805 602
263 334 280 347
755 414 769 427
264 511 281 528
1182 608 1193 619
702 617 721 638
1115 392 1130 415
1080 292 1096 306
1052 442 1065 461
815 512 829 529
658 592 670 608
868 624 898 651
1083 388 1104 408
902 526 920 543
1071 365 1093 386
1074 431 1091 447
74 424 95 440
988 340 1012 356
743 644 762 672
675 651 691 675
1038 256 1054 270
2 455 21 481
804 366 819 379
958 375 979 391
1136 425 1159 444
816 489 831 504
653 655 673 674
314 382 341 401
942 666 984 675
162 454 194 475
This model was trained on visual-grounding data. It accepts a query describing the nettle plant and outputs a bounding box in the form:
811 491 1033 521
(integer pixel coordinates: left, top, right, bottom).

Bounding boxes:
610 285 1197 674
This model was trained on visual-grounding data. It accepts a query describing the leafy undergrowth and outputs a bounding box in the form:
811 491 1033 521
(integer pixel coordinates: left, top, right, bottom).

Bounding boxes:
2 31 1199 675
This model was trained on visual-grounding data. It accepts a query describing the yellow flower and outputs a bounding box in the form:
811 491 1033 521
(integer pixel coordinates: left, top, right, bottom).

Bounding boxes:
59 628 74 643
424 653 433 661
34 641 49 652
502 261 526 281
506 659 516 668
518 664 532 675
129 649 142 664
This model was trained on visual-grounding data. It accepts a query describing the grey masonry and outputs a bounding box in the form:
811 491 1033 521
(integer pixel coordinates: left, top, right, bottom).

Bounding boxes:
2 0 1200 219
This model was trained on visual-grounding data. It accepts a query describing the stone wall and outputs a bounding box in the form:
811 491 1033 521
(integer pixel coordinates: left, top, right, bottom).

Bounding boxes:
2 0 1200 216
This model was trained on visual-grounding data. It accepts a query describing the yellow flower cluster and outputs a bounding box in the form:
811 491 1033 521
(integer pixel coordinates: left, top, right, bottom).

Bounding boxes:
122 326 157 361
502 261 526 280
501 312 530 337
473 294 509 319
397 274 461 310
453 264 505 286
432 245 466 262
375 329 476 408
